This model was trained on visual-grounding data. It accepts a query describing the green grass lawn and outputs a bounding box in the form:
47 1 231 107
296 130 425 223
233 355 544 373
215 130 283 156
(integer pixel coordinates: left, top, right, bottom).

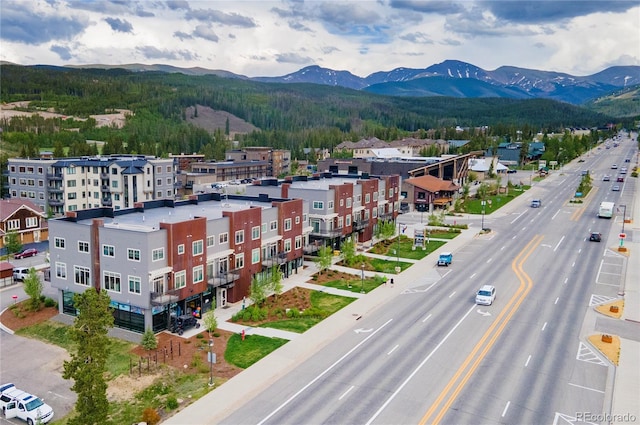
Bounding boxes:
368 257 412 273
371 235 446 260
428 231 459 240
225 334 288 369
464 190 526 214
321 275 386 293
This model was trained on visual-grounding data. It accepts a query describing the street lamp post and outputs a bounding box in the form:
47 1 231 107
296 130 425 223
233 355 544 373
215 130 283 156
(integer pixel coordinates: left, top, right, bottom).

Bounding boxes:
208 339 214 387
620 204 627 234
361 263 365 293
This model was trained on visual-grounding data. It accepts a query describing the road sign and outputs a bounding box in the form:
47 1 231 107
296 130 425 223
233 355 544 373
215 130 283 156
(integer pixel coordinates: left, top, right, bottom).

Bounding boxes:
619 233 626 239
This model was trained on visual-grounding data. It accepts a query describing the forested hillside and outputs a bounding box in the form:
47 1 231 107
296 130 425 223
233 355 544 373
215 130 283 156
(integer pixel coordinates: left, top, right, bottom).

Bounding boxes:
0 64 622 162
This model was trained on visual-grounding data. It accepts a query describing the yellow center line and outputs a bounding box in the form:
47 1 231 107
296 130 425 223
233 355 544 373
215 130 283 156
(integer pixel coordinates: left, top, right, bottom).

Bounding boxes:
570 186 598 221
419 234 543 425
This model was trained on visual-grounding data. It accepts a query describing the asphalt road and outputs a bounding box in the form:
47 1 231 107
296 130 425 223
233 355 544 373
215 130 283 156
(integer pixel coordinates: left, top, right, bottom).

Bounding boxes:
218 136 634 425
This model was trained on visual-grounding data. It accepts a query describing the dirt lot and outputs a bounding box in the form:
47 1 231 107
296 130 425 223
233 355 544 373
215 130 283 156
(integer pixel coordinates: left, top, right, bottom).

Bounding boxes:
1 101 130 128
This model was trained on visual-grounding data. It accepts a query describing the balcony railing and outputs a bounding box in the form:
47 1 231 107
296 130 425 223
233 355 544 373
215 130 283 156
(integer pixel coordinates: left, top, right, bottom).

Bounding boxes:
208 270 240 288
48 199 63 206
309 228 343 238
262 252 287 268
353 219 370 230
150 289 180 306
102 199 112 206
303 243 323 255
47 173 63 180
48 187 63 194
101 185 110 192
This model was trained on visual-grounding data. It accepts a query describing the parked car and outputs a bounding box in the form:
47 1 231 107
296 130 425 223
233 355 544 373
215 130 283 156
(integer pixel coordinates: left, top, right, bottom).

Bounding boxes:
170 314 200 335
507 169 517 174
12 268 30 281
589 232 602 242
14 248 37 259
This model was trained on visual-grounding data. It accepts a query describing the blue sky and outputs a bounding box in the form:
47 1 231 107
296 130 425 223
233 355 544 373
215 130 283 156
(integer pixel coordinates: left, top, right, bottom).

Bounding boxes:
1 0 638 77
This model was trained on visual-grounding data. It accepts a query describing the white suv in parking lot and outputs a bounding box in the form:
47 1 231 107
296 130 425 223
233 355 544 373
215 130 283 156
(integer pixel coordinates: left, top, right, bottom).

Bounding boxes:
12 268 30 282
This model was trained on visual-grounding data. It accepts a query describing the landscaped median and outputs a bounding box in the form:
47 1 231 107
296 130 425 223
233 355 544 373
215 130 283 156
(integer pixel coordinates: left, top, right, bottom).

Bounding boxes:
587 299 625 365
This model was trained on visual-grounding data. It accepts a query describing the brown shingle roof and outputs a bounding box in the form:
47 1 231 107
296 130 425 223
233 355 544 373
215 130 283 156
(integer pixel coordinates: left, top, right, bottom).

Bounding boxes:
0 199 45 222
405 175 459 192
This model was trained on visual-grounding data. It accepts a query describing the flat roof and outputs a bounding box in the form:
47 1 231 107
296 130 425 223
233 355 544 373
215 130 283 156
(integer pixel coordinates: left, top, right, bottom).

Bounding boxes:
71 198 276 232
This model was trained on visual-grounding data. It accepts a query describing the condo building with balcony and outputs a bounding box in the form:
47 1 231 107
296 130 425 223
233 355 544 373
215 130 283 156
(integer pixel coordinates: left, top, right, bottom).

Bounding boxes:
246 173 400 250
48 192 309 333
8 155 175 215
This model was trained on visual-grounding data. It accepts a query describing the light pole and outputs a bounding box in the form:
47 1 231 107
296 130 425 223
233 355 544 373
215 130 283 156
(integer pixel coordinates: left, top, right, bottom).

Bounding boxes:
208 339 214 387
620 204 627 234
361 263 365 293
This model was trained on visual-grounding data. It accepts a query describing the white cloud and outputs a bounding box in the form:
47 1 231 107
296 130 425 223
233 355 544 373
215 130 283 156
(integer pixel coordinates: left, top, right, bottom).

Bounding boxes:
0 0 637 76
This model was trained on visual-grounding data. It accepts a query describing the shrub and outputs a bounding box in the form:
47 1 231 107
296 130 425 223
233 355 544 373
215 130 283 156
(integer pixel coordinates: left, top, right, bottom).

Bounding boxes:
141 407 161 425
166 396 179 410
43 297 56 308
141 328 158 351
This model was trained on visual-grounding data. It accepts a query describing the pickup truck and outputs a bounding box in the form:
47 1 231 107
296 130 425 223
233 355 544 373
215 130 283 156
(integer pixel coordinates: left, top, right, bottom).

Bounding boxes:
437 252 452 266
0 383 54 424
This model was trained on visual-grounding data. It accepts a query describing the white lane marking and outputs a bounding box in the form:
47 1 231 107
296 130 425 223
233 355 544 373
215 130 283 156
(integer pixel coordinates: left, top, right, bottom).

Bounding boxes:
470 273 477 279
554 236 565 252
339 386 355 400
568 383 605 394
564 277 568 284
541 322 547 331
422 314 432 323
552 209 560 220
510 211 526 224
387 345 399 355
572 261 576 268
486 258 492 264
500 246 505 251
555 297 559 305
522 227 527 231
502 401 511 417
578 248 582 254
258 319 394 425
512 235 517 240
525 355 531 367
365 306 477 425
449 291 456 298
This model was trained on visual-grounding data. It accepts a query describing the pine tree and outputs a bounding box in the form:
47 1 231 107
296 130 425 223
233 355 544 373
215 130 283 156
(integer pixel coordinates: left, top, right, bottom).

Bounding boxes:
63 288 113 425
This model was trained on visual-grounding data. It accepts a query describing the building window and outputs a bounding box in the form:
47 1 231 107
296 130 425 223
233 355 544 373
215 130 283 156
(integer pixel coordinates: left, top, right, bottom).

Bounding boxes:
174 270 186 289
235 253 244 269
251 248 260 264
364 210 370 220
101 271 120 292
177 244 185 255
67 192 77 200
55 237 65 249
373 192 378 201
346 215 351 226
262 223 267 234
67 180 76 188
235 230 244 244
340 199 344 207
312 201 324 210
284 239 292 252
338 216 344 228
284 218 292 231
74 266 90 286
346 198 352 208
295 236 302 250
252 226 260 240
270 221 278 231
7 219 20 230
207 235 215 247
152 247 164 261
389 188 393 197
193 265 204 283
127 248 141 261
365 193 371 204
219 232 228 244
303 214 308 223
111 180 118 188
356 195 361 203
295 216 300 224
25 217 38 228
192 240 203 255
78 241 89 253
102 245 115 257
128 276 141 294
328 201 334 210
55 262 67 279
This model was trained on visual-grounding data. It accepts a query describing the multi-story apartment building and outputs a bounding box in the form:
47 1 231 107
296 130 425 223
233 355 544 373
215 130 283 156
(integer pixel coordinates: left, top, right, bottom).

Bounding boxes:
246 173 400 249
8 155 175 215
225 147 291 177
48 193 309 333
189 160 270 183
